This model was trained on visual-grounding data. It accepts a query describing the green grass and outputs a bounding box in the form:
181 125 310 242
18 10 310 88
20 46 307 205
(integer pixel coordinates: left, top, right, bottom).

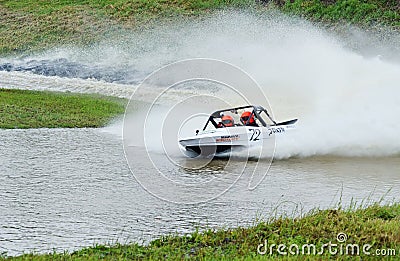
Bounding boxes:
0 0 253 55
0 89 126 128
4 203 400 260
1 0 399 55
280 0 400 27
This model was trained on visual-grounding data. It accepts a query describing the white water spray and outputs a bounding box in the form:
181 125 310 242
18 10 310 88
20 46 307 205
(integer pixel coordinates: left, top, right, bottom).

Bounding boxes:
1 11 399 158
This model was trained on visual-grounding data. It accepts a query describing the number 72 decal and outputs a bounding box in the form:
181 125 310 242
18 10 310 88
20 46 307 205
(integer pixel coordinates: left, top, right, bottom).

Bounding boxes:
249 129 261 141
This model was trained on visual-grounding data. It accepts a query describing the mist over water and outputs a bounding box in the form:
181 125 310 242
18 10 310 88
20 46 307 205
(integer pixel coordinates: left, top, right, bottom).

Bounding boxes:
1 11 400 159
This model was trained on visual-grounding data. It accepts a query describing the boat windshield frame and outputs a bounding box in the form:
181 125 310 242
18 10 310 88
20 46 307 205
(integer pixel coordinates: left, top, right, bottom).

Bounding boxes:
202 105 277 131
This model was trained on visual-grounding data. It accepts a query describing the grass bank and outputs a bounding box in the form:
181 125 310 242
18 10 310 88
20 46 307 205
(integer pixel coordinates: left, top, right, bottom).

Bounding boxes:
0 0 253 55
0 0 399 55
5 203 400 260
0 89 126 128
279 0 400 27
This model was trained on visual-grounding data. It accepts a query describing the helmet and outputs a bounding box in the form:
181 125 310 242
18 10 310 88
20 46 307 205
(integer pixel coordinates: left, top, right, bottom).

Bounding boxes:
221 115 234 127
240 111 255 125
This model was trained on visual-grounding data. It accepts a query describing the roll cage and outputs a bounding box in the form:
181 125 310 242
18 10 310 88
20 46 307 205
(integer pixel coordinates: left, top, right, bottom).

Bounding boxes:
202 105 277 131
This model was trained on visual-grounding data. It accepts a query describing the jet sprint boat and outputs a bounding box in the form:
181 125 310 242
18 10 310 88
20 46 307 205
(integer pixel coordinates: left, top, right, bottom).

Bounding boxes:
179 105 297 157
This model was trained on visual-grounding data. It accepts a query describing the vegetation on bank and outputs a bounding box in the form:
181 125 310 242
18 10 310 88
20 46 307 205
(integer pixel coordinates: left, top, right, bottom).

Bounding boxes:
280 0 400 27
0 0 399 55
4 203 400 260
0 89 126 128
0 0 253 55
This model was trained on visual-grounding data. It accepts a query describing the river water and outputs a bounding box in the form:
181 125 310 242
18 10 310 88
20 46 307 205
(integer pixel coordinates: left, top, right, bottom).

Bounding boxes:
0 128 399 256
1 11 400 256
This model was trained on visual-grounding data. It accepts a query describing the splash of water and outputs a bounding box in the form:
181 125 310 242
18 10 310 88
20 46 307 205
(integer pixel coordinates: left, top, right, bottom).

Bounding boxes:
1 11 400 158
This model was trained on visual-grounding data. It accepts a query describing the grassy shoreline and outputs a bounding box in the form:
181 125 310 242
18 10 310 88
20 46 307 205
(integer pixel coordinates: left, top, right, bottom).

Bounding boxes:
4 203 399 260
0 89 126 128
280 0 400 27
1 0 399 55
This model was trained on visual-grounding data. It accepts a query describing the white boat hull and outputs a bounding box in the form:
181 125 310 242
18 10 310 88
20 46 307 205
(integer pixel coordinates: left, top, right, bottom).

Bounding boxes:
179 124 294 157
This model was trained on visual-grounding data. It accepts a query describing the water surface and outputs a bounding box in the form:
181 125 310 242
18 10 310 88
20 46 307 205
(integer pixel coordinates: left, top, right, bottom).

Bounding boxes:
1 128 399 256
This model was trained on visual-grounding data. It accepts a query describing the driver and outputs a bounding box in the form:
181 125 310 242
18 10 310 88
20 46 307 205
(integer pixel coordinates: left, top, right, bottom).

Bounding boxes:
240 111 258 126
218 115 234 127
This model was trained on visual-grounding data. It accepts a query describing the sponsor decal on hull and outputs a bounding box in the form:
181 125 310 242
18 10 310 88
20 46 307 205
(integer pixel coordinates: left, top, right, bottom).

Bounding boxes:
216 135 240 143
